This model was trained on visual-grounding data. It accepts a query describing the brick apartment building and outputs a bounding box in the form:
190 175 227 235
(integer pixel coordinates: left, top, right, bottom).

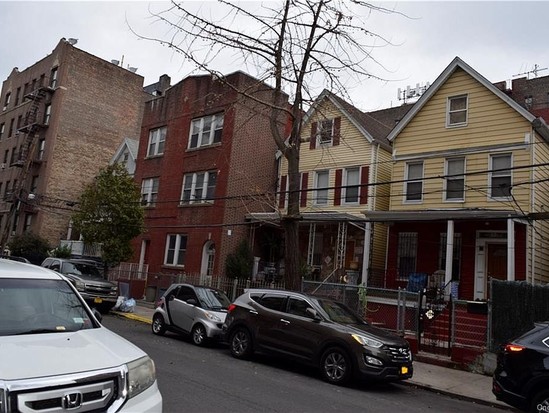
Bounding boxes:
0 38 147 257
132 71 288 293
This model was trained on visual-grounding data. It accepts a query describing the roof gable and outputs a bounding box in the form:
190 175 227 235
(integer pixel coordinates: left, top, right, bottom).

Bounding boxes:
386 57 546 142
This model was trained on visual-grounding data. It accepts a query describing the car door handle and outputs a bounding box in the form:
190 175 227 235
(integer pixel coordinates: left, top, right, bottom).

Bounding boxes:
249 309 258 315
280 319 290 325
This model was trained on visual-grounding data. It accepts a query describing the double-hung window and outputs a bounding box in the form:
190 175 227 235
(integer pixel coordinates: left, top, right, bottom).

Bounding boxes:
147 127 166 157
50 67 58 88
313 170 329 205
43 104 52 125
447 95 468 127
189 113 223 149
165 234 187 266
490 153 512 198
445 158 465 201
343 167 360 204
181 171 217 204
141 177 159 207
317 119 334 146
405 161 423 202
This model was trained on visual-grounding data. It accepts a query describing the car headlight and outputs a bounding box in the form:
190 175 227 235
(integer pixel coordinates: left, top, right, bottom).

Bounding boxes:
74 280 86 291
351 333 383 349
127 356 156 398
204 312 222 322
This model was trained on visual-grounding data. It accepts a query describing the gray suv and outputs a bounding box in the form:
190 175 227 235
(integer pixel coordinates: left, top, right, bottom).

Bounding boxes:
41 257 118 313
223 289 413 385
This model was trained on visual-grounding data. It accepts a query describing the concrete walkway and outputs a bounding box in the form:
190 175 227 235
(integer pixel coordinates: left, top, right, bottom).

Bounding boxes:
111 303 512 410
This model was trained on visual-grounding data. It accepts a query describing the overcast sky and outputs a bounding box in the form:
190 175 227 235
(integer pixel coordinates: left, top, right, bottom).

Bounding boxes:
1 1 548 112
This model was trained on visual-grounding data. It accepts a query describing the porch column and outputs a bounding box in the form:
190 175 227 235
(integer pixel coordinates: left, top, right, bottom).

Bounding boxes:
361 222 372 286
507 218 515 281
444 220 454 289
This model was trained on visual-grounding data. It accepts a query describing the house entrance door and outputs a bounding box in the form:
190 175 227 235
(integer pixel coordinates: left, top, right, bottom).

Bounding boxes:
486 243 507 298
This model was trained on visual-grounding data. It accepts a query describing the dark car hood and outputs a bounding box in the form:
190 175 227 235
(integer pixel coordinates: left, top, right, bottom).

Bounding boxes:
63 273 115 286
333 321 409 347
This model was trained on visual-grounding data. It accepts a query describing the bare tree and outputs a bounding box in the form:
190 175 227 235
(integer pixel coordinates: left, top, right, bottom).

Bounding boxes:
136 0 399 290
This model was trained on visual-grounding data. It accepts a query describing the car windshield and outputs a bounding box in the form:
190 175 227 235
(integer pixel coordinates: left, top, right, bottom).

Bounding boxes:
314 298 364 324
0 278 97 336
62 262 102 277
195 287 231 310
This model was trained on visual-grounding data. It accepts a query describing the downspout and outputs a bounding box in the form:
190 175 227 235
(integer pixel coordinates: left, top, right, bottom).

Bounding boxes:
445 220 454 292
530 127 536 284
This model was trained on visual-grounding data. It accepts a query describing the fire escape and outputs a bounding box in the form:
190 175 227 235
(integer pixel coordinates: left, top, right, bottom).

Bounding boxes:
0 83 53 250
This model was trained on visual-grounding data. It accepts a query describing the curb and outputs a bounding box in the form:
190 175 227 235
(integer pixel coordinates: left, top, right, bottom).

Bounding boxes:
111 311 152 325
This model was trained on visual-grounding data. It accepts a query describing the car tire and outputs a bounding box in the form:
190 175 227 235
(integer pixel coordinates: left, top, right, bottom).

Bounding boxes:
152 314 167 336
320 347 352 385
191 324 208 346
531 389 549 413
229 327 253 359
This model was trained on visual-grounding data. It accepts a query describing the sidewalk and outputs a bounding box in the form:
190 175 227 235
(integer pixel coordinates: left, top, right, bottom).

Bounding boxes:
112 302 511 410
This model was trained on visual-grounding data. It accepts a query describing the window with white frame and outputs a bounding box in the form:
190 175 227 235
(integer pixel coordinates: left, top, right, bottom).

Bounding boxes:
43 104 51 125
23 214 32 233
445 158 465 201
50 67 58 88
405 161 423 201
3 92 11 111
397 232 417 279
317 119 334 146
141 177 159 206
447 95 468 126
343 167 360 204
189 113 223 149
490 153 512 198
181 171 217 204
313 170 329 205
147 127 166 157
165 234 187 266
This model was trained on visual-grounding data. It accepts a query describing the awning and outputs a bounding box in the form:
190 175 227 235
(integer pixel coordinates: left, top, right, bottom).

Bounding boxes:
362 209 527 223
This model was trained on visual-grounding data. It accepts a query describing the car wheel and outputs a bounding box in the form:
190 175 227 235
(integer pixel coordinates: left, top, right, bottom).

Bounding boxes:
320 347 352 385
531 389 549 413
191 324 208 346
152 314 166 336
230 327 253 359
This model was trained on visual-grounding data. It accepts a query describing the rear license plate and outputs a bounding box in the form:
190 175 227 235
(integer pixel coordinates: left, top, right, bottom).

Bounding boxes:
401 366 409 375
94 297 103 303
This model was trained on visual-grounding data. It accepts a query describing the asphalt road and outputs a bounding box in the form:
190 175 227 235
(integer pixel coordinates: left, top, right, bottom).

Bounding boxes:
102 314 507 413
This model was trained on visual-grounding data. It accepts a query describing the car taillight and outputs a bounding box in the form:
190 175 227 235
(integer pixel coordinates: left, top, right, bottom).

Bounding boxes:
228 303 237 313
505 344 525 352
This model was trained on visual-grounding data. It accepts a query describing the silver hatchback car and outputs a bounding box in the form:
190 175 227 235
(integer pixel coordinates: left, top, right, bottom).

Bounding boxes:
152 283 231 346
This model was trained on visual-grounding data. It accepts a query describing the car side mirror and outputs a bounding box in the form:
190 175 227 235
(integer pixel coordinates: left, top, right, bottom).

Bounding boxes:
186 298 198 306
306 307 322 322
92 308 102 323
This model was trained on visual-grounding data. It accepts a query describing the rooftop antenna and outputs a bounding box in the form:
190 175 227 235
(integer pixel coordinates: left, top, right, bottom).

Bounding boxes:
513 64 548 80
397 82 430 104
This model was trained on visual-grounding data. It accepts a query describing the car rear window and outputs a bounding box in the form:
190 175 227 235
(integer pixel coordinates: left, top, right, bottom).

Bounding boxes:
258 294 286 311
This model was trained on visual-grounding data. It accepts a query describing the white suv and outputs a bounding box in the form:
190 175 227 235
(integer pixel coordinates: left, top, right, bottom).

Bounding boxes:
0 260 162 412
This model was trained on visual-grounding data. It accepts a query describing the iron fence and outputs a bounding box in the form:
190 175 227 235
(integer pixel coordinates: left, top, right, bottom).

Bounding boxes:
450 299 490 350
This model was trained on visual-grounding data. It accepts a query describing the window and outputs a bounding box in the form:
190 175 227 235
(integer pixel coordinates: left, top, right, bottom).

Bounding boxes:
8 119 14 137
397 232 418 279
490 153 512 198
445 158 465 201
3 92 11 110
405 161 423 202
287 297 314 318
189 113 223 149
343 167 360 204
438 233 462 281
16 115 22 130
44 104 51 125
258 294 286 311
147 127 166 157
141 177 159 206
447 95 468 126
30 176 38 194
50 67 58 88
14 88 20 106
313 170 329 205
181 171 217 204
317 119 334 146
0 123 4 140
37 139 45 160
164 234 187 266
23 214 32 232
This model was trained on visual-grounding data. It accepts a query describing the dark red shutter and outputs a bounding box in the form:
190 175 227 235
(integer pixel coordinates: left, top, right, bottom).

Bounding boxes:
333 117 341 146
279 175 287 208
300 172 309 207
360 166 369 205
310 122 317 149
334 169 342 206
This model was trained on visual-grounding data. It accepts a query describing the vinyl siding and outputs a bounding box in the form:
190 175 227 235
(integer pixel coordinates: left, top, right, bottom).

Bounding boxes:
531 133 549 283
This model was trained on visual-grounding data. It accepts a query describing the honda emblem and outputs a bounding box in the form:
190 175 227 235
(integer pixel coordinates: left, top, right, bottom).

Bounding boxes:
62 392 83 410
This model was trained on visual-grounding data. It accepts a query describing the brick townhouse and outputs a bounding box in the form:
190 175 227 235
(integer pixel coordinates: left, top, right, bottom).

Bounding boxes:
0 38 147 258
132 71 288 296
